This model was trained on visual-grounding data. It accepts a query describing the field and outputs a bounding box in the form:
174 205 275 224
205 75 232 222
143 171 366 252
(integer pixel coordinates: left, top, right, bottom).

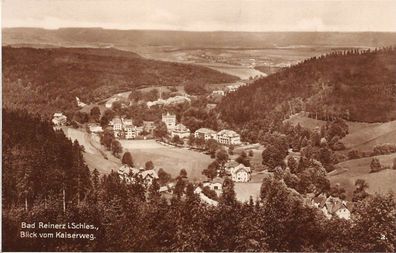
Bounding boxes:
341 120 396 151
287 113 396 152
234 182 262 203
120 140 213 181
329 153 396 199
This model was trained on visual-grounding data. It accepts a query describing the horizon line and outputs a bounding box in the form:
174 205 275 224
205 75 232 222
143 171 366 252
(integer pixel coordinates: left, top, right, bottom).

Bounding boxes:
3 26 396 33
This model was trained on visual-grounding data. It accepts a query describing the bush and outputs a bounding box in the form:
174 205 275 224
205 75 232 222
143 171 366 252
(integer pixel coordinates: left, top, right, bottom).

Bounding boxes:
348 149 361 160
373 143 396 155
370 158 383 173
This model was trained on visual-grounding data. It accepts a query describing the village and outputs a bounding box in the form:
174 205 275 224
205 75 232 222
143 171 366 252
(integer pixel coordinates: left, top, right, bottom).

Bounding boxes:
52 79 354 220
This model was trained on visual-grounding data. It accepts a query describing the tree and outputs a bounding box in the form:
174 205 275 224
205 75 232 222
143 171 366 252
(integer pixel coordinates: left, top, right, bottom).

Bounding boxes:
172 135 183 145
121 152 134 167
148 179 160 201
248 150 254 157
112 101 122 113
154 122 168 139
202 161 219 180
111 140 123 157
157 168 171 185
228 145 235 155
216 149 229 166
179 169 188 179
90 106 101 122
352 193 396 252
287 156 298 174
236 151 251 167
262 144 287 170
220 177 236 206
352 179 369 202
101 129 115 150
145 160 154 170
370 158 382 173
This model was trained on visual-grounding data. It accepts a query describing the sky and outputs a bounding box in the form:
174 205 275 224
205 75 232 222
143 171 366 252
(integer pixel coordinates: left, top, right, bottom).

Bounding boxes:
2 0 396 32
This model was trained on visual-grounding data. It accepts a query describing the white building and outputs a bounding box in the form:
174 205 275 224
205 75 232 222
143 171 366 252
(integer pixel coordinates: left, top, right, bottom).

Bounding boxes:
194 128 217 140
88 124 103 134
230 164 251 182
112 117 123 131
212 90 225 96
122 118 133 127
124 125 137 139
216 129 241 145
171 123 191 139
52 112 67 126
162 112 177 132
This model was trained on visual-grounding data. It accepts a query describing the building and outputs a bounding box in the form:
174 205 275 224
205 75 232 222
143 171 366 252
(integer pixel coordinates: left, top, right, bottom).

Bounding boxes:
124 125 137 139
311 195 352 220
88 123 103 134
203 177 224 196
122 118 133 127
52 112 67 126
230 163 251 182
212 90 225 96
171 123 191 139
112 117 123 131
194 128 217 140
162 112 177 132
140 169 159 186
216 129 241 145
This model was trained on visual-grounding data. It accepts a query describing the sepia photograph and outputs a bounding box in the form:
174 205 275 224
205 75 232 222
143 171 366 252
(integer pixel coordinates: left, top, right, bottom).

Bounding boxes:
1 0 396 251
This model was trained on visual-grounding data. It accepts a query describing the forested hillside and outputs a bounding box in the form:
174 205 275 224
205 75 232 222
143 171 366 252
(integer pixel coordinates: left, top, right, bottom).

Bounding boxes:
3 108 396 252
218 47 396 142
2 47 237 117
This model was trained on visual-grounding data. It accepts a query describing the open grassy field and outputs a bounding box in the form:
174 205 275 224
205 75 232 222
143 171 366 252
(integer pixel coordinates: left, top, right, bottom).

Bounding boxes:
341 120 396 151
328 153 396 199
120 140 213 181
234 182 262 203
287 113 396 152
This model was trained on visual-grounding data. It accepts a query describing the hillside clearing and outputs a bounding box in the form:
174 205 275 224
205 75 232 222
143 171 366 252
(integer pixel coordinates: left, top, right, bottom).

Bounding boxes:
329 153 396 199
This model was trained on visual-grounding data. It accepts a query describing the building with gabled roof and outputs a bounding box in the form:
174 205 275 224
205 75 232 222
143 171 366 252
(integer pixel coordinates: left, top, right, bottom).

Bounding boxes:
230 163 251 182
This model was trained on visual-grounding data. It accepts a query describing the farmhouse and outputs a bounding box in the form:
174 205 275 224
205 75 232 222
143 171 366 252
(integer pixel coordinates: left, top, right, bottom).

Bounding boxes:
203 177 224 196
230 163 251 182
117 165 158 186
216 129 241 145
311 194 352 220
171 123 191 139
162 112 177 132
194 128 217 140
52 112 67 126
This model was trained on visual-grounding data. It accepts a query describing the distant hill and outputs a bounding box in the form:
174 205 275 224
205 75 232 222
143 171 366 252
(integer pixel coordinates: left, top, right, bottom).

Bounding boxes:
3 28 396 48
218 48 396 142
2 47 237 117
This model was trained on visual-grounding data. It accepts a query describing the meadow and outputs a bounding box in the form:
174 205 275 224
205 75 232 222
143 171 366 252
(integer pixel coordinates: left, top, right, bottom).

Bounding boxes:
329 153 396 199
120 140 213 181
